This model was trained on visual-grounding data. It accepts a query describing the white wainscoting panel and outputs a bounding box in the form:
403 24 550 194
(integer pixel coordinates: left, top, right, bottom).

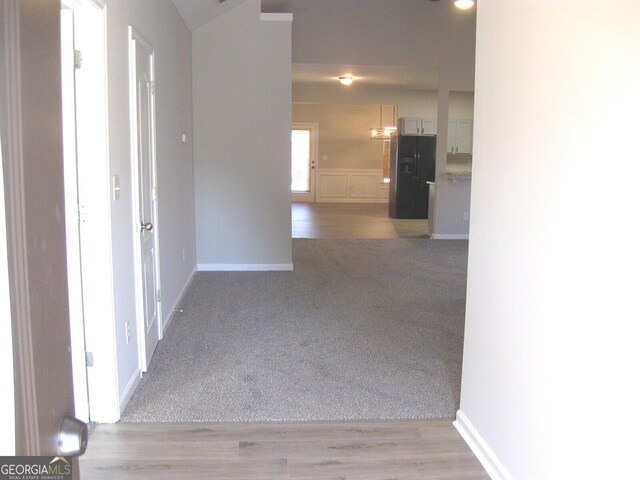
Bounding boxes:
319 174 349 199
350 174 379 199
317 169 389 203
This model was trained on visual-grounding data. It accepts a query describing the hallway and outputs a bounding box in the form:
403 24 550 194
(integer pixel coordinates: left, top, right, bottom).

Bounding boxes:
80 419 488 479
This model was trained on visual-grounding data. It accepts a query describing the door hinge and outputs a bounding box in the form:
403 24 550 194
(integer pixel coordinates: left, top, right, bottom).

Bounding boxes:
157 288 161 302
74 49 83 69
85 351 94 367
150 81 155 95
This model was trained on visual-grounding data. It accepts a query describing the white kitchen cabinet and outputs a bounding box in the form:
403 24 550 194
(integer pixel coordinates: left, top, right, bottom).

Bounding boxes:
399 117 436 136
447 119 473 154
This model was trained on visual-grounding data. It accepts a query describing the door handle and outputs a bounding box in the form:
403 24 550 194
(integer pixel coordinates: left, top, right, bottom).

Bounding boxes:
58 415 88 456
141 222 153 232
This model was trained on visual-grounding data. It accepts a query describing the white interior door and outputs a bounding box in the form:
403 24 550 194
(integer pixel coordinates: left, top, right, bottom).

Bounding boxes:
1 0 77 456
291 124 318 203
131 30 160 371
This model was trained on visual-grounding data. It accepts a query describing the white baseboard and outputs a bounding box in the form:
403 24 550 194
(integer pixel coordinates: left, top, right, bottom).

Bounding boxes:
453 409 513 480
431 233 469 240
162 267 196 334
119 368 142 413
197 263 293 272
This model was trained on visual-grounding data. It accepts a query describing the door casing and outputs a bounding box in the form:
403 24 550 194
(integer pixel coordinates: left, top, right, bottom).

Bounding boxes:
61 0 120 424
0 115 15 457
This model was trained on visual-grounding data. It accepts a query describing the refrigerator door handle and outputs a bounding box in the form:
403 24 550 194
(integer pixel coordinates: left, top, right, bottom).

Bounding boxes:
415 151 421 182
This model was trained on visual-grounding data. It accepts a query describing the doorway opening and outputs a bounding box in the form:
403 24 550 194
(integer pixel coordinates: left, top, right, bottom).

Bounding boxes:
60 0 119 423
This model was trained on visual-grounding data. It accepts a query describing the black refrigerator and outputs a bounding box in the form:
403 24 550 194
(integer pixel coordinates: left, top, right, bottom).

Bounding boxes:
388 134 436 219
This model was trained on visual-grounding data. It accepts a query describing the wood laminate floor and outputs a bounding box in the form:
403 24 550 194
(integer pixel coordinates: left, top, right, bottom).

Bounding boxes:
80 419 488 479
292 203 429 239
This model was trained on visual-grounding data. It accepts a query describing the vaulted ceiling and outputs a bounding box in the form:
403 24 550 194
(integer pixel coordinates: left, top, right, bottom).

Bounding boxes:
170 0 470 91
171 0 318 31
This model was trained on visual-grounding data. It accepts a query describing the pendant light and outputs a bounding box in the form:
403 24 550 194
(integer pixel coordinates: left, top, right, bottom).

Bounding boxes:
370 105 397 140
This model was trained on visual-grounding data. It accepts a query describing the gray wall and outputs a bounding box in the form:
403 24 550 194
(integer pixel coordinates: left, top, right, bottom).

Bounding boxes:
293 83 439 119
106 0 196 402
293 103 394 170
432 91 475 237
193 0 292 268
460 1 640 478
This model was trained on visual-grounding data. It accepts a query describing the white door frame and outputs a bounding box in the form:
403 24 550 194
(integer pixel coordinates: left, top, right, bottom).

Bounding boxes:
60 4 88 422
61 0 120 423
0 126 16 456
291 123 318 203
129 27 163 372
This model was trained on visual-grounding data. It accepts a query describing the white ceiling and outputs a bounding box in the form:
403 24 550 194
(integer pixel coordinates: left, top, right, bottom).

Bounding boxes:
293 63 440 90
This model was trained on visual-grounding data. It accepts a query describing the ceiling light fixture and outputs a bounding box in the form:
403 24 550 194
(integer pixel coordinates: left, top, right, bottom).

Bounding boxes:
454 0 475 10
370 105 397 140
338 76 353 86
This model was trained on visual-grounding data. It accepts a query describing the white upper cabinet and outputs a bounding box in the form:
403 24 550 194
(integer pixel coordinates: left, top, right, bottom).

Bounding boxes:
420 119 436 135
399 117 436 136
399 117 421 135
447 119 473 154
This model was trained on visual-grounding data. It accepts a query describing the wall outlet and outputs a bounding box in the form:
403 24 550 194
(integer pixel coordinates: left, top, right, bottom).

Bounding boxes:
463 212 470 222
125 321 131 343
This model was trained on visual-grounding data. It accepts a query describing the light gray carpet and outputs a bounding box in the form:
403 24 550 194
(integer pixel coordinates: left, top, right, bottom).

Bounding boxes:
121 239 468 422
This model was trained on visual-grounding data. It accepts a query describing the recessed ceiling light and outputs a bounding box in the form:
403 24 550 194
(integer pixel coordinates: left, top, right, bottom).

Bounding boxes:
454 0 475 10
339 76 353 86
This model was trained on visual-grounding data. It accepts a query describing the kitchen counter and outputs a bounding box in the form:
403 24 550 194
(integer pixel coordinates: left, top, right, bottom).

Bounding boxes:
445 170 472 181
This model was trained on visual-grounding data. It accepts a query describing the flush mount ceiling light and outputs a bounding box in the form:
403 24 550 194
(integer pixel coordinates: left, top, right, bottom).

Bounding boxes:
454 0 475 9
338 76 353 86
